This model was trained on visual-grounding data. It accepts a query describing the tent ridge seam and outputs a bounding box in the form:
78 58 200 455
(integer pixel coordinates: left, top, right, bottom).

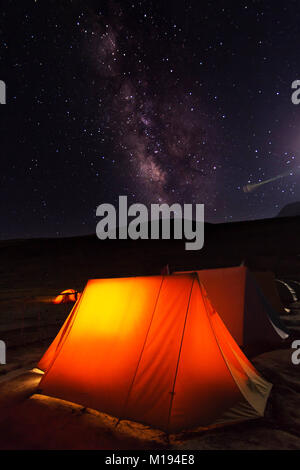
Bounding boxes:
198 279 245 400
119 275 165 421
198 279 261 415
166 276 195 433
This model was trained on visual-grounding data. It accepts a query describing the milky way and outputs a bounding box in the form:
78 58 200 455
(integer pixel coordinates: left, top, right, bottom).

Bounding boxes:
82 3 221 209
1 1 300 239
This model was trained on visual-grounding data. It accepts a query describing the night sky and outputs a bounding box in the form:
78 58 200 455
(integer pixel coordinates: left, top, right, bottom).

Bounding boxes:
1 0 299 239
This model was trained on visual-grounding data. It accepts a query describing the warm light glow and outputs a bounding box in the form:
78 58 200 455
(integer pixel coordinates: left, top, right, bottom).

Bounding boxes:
31 368 45 375
75 278 157 337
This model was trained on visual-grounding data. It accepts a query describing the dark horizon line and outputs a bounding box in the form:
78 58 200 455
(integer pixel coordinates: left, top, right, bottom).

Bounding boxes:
1 213 299 244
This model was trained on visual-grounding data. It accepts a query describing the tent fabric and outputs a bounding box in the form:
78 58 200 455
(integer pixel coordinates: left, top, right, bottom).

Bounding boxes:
38 298 81 372
252 271 285 314
38 274 272 433
243 269 288 343
175 267 288 346
276 279 298 304
246 271 289 341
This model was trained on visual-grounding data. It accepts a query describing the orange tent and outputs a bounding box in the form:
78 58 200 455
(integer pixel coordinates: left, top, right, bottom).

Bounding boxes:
174 267 288 347
38 274 272 433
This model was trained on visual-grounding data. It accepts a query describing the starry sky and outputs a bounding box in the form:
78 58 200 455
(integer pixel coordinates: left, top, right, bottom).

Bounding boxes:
1 0 299 239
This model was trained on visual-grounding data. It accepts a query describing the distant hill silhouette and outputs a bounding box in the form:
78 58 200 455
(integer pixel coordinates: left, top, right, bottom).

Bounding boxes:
1 214 299 286
277 202 300 218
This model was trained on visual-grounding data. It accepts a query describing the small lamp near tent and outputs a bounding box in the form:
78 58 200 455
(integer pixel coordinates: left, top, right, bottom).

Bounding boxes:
53 289 81 305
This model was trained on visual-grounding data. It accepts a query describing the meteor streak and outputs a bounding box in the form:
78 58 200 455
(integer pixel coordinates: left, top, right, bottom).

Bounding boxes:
243 169 298 193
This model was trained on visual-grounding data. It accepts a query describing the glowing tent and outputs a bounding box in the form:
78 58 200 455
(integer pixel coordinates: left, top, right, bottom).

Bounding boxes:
174 267 288 347
38 274 271 433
